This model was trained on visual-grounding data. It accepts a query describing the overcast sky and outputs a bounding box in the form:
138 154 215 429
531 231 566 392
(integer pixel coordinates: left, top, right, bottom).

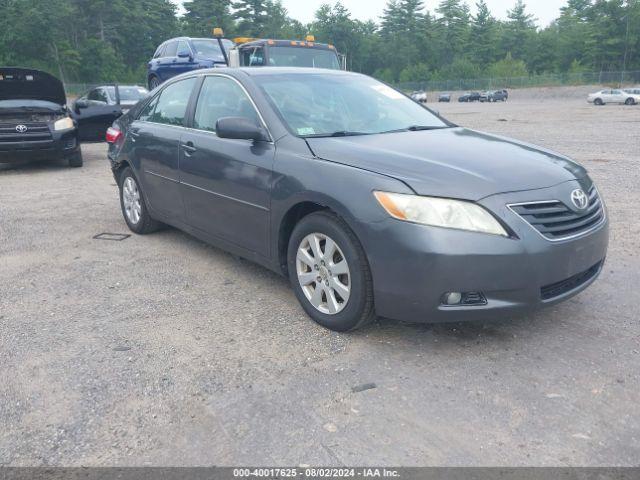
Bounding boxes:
171 0 566 27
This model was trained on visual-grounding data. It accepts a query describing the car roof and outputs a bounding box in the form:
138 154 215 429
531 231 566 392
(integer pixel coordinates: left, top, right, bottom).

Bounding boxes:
235 66 356 77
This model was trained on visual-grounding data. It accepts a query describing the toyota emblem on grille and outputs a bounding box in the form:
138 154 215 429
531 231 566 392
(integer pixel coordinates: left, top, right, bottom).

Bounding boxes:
571 189 588 210
15 124 28 133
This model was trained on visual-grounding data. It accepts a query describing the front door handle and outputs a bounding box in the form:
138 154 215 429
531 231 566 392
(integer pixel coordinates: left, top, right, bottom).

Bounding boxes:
181 142 197 155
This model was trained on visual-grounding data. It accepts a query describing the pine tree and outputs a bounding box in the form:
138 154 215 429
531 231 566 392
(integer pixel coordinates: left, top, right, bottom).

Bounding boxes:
233 0 268 37
502 0 537 60
183 0 234 37
435 0 471 64
471 0 497 65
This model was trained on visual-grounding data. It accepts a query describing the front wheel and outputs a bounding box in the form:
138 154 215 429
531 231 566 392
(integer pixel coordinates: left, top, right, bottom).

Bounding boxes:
118 167 161 234
287 211 375 332
594 98 604 106
68 150 83 168
625 98 636 105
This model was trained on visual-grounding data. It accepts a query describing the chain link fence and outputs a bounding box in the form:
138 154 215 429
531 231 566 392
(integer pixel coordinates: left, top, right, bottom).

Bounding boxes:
395 71 640 93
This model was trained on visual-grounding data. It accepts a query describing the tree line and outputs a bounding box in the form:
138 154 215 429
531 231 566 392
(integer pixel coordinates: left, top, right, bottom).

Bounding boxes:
0 0 637 84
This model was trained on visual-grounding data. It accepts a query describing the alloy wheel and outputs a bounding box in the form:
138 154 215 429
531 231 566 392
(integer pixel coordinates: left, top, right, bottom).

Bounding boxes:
122 177 142 225
296 233 351 315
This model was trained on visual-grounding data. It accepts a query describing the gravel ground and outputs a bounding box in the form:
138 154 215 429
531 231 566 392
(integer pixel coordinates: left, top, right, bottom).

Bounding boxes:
0 93 639 467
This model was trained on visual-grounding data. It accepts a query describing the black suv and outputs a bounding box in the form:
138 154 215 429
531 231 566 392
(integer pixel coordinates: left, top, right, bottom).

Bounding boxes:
0 68 82 167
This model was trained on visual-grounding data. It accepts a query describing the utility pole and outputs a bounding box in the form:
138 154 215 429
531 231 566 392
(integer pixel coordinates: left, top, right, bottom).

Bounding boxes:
621 1 631 87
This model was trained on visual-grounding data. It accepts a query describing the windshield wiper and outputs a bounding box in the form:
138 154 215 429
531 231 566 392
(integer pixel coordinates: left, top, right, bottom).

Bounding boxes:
382 125 451 134
303 131 370 138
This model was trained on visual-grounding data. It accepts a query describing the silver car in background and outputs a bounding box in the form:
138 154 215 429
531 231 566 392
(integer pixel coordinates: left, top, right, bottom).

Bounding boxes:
588 89 639 106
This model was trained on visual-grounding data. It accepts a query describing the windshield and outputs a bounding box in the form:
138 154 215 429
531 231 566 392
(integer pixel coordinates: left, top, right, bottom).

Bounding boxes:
191 39 233 62
255 73 448 137
106 86 148 102
268 47 340 70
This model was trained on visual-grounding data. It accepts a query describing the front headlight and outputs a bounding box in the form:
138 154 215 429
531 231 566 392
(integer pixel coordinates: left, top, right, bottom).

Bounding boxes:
374 191 509 237
54 117 74 131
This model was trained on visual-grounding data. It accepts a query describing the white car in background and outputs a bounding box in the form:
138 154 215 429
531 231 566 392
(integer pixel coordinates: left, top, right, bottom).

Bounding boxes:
588 89 639 106
410 91 428 103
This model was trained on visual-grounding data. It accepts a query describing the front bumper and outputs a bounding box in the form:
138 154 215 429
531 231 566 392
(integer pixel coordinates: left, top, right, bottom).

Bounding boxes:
361 181 609 323
0 129 79 163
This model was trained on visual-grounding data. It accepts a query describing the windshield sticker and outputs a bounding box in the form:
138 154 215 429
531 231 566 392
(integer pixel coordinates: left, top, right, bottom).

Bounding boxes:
371 85 404 100
297 127 315 136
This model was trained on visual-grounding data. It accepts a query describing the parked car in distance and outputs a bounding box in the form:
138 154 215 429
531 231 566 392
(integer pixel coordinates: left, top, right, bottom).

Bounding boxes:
438 93 451 102
0 67 82 167
107 67 608 332
410 91 427 103
72 85 148 141
588 89 639 106
147 37 234 90
458 91 481 102
479 90 508 102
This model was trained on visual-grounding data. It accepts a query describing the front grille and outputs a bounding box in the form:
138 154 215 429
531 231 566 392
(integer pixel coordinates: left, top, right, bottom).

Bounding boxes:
0 122 52 143
509 186 604 240
540 261 603 300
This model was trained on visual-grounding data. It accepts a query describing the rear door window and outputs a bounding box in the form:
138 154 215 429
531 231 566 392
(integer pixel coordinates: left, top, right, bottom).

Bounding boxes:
164 41 178 58
149 77 197 126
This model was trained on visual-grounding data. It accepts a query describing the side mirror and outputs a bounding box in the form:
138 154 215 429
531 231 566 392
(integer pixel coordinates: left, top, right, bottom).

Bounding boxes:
216 117 268 142
177 50 192 59
74 99 89 113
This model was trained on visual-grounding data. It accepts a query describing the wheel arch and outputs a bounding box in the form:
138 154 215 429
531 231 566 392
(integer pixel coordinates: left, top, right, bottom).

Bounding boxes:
276 194 361 277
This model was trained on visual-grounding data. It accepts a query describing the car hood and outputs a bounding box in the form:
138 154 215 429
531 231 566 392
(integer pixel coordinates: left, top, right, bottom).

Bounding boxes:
305 127 587 201
0 67 66 105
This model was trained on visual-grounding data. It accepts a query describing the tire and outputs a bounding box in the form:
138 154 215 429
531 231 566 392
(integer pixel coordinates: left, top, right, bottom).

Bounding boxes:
68 150 83 168
594 98 604 106
148 76 161 90
118 167 161 234
287 211 375 332
625 98 636 106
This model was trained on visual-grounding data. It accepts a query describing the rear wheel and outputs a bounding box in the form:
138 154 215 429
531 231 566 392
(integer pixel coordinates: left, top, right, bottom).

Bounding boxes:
119 167 161 234
287 211 375 332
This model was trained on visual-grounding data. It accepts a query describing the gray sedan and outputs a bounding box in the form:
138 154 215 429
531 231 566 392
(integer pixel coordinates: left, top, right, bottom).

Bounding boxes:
107 68 608 331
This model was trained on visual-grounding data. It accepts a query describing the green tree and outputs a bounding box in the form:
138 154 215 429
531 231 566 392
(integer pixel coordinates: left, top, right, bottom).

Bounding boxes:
183 0 234 37
501 0 537 60
435 0 471 64
487 52 529 78
471 0 498 66
233 0 268 36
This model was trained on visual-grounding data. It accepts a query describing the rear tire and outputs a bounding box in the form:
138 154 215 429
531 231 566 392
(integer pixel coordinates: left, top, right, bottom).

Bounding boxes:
118 167 161 234
287 211 375 332
68 151 83 168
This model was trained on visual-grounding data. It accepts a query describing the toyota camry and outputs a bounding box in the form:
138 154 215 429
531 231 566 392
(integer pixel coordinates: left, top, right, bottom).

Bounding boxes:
107 68 609 332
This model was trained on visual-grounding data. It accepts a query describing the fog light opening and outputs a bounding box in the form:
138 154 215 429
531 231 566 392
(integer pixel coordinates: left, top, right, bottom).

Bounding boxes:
441 291 487 307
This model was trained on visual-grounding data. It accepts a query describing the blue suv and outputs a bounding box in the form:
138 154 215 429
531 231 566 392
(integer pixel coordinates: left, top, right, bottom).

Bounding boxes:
147 37 234 90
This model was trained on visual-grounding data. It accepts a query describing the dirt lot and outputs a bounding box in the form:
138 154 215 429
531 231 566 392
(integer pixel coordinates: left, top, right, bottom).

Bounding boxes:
1 92 639 467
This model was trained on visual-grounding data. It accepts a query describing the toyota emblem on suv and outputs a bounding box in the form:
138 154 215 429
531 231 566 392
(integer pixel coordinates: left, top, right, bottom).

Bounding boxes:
15 124 28 133
571 189 588 210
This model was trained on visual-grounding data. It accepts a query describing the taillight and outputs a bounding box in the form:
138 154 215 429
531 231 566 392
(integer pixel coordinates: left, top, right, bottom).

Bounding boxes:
106 126 123 144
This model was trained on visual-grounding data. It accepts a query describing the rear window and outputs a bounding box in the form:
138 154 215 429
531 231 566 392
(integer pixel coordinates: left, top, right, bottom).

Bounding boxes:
153 45 165 58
